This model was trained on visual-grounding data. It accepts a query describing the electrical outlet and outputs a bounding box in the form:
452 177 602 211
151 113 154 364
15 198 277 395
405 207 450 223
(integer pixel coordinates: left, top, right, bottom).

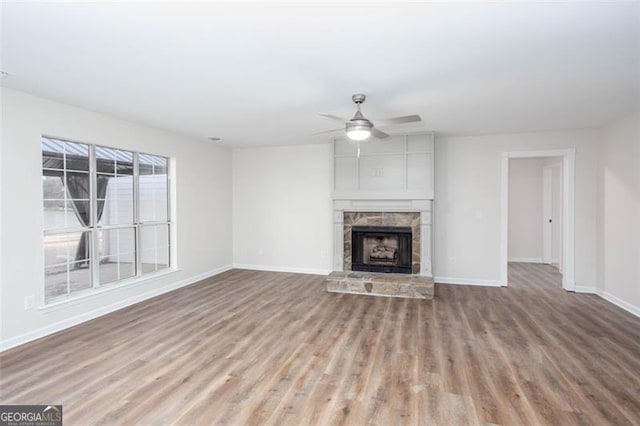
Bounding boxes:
24 296 35 310
449 257 456 265
320 251 327 259
373 168 384 178
258 248 264 256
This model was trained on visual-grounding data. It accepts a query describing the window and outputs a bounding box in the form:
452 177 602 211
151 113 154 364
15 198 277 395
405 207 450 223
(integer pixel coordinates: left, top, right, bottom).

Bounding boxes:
42 137 172 304
138 154 170 274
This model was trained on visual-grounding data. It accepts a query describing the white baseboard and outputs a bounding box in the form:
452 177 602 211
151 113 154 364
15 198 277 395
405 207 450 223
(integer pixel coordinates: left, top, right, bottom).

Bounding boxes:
233 263 332 276
434 276 504 287
508 257 544 264
574 285 639 318
596 289 640 318
574 286 597 294
0 264 233 352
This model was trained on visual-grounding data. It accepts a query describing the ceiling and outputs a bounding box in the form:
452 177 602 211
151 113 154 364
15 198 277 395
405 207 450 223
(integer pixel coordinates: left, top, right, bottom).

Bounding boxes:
1 2 638 147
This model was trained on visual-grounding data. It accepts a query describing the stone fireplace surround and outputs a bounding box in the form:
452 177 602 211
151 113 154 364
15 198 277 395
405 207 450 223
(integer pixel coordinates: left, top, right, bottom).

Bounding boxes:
328 199 433 299
344 212 421 274
332 199 433 277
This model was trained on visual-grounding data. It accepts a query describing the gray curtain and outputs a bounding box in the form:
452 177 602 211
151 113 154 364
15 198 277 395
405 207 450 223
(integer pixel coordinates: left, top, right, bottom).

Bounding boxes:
65 174 110 266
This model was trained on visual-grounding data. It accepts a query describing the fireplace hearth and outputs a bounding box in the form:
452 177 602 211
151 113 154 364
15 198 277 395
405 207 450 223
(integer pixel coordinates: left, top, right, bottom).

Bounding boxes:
351 226 412 274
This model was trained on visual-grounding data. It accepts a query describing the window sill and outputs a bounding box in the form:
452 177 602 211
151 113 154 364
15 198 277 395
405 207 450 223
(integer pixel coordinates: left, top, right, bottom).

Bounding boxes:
39 268 181 313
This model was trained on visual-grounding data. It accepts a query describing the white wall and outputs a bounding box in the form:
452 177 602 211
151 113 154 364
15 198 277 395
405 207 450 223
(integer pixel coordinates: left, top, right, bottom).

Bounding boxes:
232 144 333 274
1 88 233 348
508 158 545 262
597 111 640 314
230 129 599 288
434 129 598 287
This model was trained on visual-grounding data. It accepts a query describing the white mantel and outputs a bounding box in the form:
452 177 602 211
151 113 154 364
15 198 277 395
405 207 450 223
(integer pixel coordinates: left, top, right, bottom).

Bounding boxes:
332 133 434 277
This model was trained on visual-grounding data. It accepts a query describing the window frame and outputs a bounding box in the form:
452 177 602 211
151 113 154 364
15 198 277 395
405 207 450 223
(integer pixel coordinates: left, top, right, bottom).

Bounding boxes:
41 136 175 306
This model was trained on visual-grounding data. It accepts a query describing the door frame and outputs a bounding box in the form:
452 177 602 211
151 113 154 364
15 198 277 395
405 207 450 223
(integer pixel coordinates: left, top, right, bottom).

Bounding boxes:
500 148 576 291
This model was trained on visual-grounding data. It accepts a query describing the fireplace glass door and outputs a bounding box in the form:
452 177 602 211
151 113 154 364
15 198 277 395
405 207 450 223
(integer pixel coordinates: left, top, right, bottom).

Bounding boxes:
351 226 412 274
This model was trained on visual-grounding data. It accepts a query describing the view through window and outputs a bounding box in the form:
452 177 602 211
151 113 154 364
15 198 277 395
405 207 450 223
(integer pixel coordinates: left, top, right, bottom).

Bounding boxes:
42 137 171 303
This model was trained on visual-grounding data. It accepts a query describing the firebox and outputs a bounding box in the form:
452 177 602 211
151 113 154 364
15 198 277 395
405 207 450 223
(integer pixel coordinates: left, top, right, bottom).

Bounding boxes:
351 226 412 274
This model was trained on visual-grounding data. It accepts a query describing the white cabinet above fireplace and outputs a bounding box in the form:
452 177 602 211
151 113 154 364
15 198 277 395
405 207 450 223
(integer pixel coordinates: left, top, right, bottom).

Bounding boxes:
332 132 434 200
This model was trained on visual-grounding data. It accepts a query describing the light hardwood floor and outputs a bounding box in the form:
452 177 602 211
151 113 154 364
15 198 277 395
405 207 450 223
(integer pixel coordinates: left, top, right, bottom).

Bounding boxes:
1 264 639 425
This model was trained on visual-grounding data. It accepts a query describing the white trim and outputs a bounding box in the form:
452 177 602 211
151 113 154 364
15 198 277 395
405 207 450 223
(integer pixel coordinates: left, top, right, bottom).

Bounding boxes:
506 149 572 159
169 157 178 270
434 276 503 287
39 268 181 312
0 264 233 352
574 286 597 293
233 263 332 276
500 153 509 286
501 148 576 291
559 286 639 318
596 289 640 318
335 199 432 211
562 149 576 290
508 257 544 263
332 190 434 201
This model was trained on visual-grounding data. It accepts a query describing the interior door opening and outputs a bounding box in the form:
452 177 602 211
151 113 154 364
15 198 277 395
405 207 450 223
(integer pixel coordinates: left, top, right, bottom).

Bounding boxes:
501 149 575 291
507 156 564 285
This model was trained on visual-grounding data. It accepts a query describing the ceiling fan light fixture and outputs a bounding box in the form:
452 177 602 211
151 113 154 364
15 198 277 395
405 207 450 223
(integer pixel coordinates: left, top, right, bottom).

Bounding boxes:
346 120 373 141
316 93 419 141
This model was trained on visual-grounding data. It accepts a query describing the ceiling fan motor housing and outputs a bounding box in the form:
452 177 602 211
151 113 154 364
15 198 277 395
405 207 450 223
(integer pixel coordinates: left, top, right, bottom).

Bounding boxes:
352 93 366 104
346 119 373 131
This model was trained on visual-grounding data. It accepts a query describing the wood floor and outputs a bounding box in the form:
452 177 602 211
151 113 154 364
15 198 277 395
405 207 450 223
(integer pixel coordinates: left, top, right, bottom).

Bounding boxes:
1 263 639 425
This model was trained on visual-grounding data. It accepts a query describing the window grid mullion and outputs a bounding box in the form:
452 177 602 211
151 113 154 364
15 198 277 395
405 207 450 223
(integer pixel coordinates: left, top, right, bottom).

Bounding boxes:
134 152 142 278
167 160 172 268
116 229 121 281
154 226 158 272
89 145 100 289
65 234 71 297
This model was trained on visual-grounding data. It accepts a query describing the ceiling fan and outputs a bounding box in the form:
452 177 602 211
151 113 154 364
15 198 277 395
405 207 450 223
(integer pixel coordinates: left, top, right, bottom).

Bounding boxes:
315 94 422 141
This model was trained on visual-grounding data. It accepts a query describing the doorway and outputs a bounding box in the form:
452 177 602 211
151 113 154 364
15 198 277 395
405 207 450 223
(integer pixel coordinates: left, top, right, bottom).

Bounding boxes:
500 149 575 291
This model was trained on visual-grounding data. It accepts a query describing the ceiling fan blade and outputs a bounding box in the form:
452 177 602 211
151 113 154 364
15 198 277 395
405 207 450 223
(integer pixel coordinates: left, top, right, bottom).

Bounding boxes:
371 128 390 139
376 114 422 126
319 113 349 122
312 128 343 136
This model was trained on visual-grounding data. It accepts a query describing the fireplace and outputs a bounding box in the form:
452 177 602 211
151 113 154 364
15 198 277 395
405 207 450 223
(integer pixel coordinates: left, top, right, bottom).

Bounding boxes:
351 226 413 274
342 212 422 274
